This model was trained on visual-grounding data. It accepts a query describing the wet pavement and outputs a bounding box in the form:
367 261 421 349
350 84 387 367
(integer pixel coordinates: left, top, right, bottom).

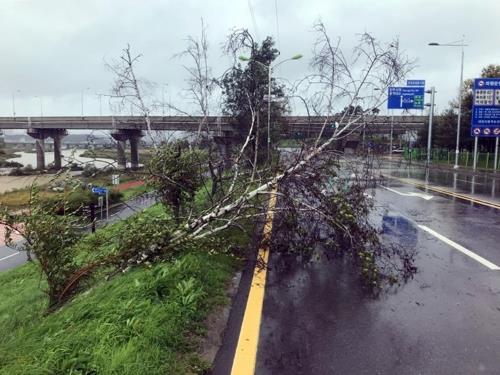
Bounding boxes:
255 179 500 374
384 162 500 205
0 193 157 272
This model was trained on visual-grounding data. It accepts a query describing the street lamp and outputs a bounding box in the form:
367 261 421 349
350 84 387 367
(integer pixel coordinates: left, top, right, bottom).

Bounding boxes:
81 87 91 118
95 93 104 116
34 96 43 118
239 53 303 162
161 84 168 117
12 90 20 118
428 38 467 169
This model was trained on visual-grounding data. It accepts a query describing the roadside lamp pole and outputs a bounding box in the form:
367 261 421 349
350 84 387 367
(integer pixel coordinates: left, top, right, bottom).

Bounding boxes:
428 38 467 169
95 93 104 116
425 87 436 166
81 87 90 118
12 90 20 118
34 96 43 118
239 53 303 163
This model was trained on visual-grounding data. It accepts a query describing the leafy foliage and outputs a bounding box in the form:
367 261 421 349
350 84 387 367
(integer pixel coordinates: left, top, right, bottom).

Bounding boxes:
0 185 84 307
147 143 205 223
222 32 288 159
272 153 417 287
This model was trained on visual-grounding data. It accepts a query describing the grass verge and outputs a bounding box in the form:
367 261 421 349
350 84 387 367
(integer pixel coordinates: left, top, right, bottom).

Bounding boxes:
0 204 244 374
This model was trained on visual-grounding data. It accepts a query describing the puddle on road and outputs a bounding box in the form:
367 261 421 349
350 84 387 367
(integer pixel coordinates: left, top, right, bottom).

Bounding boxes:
381 214 418 248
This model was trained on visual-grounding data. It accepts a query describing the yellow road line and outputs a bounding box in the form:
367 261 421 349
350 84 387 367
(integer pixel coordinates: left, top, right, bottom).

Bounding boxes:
230 187 278 375
385 175 500 210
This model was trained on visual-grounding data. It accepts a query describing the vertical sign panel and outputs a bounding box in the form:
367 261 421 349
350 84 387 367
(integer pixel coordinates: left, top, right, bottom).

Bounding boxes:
471 78 500 137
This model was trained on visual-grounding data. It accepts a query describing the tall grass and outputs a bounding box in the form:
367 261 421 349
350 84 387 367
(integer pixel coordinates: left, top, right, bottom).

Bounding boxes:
0 204 240 374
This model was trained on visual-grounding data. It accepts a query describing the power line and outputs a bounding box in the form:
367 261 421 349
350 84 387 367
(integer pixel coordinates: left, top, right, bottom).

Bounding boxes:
274 0 280 49
248 0 260 40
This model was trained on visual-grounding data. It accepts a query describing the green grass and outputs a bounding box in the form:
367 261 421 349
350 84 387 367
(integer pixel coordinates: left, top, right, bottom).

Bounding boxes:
0 204 242 375
121 184 150 200
0 189 57 208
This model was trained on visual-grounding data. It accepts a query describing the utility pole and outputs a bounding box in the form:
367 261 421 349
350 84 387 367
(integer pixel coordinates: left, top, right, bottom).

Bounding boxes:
473 136 479 171
494 137 499 172
428 38 467 169
389 111 394 158
426 86 436 166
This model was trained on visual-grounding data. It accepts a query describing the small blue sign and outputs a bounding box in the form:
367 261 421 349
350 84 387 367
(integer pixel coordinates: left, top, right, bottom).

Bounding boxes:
387 87 424 109
471 78 500 137
407 80 425 87
91 186 108 195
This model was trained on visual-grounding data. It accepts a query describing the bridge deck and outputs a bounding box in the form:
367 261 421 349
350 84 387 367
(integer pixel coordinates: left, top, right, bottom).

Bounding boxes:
0 115 427 134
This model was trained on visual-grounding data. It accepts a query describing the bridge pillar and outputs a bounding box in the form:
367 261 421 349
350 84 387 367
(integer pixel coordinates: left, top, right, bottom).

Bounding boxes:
27 128 48 170
51 129 67 170
111 129 143 170
111 131 128 170
213 135 233 168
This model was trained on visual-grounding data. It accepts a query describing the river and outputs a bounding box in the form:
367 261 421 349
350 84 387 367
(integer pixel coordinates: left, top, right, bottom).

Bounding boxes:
6 149 115 169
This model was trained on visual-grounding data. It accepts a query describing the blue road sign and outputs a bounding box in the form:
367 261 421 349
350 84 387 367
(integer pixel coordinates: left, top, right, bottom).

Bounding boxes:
387 87 424 109
471 78 500 137
407 80 425 87
91 186 108 195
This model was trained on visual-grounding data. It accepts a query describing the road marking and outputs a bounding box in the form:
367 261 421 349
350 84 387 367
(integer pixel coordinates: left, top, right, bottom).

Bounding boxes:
385 175 500 210
0 252 21 263
418 225 500 270
231 186 278 375
381 185 433 200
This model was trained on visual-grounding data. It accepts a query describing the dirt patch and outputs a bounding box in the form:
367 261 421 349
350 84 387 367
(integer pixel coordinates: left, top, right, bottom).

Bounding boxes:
115 180 145 191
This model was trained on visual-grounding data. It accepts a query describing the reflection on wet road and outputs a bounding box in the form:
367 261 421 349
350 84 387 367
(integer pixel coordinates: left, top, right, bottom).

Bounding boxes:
387 163 500 203
256 178 500 374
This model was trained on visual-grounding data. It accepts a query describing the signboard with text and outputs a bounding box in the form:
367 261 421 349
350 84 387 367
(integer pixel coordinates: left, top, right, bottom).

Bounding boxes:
407 80 425 87
387 87 424 109
471 78 500 137
91 186 108 196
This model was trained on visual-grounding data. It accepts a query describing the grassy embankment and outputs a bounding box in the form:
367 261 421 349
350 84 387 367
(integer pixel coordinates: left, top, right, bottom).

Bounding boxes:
80 148 153 164
0 172 150 209
0 201 247 374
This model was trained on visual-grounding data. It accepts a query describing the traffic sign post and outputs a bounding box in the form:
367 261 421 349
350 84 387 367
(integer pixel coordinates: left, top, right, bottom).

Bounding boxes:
471 78 500 137
91 186 109 221
407 80 425 87
471 78 500 171
388 87 425 110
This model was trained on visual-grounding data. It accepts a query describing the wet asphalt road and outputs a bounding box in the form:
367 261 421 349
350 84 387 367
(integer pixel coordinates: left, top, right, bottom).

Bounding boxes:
0 193 157 272
255 176 500 374
386 161 500 203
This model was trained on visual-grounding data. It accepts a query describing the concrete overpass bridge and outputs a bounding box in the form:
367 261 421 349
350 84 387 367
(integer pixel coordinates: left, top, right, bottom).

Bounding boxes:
0 115 426 169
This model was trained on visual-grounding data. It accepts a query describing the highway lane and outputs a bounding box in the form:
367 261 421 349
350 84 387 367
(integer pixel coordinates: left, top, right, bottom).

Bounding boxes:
385 162 500 204
255 178 500 374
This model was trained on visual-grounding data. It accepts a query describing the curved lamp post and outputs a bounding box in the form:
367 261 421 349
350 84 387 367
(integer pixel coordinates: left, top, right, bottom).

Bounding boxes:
239 53 303 162
428 39 467 169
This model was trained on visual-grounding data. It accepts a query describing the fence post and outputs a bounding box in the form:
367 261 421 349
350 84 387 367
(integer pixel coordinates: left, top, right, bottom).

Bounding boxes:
486 152 490 170
447 150 450 165
466 151 469 167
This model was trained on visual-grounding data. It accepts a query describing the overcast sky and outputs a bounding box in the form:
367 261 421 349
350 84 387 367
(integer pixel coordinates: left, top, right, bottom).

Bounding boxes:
0 0 498 118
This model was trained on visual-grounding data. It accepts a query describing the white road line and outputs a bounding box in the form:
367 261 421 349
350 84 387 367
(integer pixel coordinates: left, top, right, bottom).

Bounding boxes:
418 225 500 271
381 186 433 201
0 252 21 263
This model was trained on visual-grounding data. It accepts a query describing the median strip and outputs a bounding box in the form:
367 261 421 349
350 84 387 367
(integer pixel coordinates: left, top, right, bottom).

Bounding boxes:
230 187 278 375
